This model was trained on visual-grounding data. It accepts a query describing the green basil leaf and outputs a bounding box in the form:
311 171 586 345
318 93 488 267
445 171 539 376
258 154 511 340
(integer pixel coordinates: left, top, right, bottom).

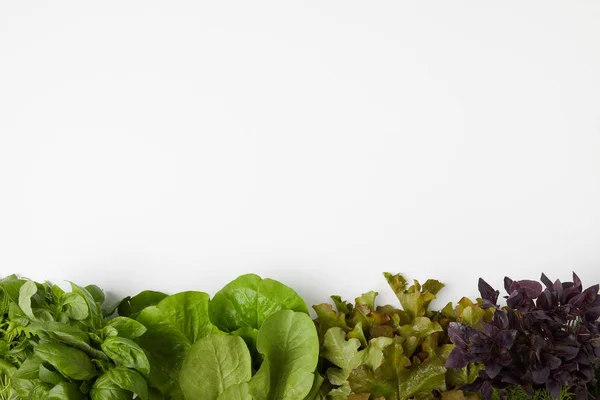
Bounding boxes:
39 362 68 385
35 343 97 380
47 382 86 400
70 282 103 330
62 292 89 321
85 285 105 305
106 366 149 400
90 373 132 400
101 337 150 376
18 280 37 320
106 317 147 339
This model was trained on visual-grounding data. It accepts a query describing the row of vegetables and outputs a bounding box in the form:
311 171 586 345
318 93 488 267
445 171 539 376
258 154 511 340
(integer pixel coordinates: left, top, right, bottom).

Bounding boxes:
0 271 599 400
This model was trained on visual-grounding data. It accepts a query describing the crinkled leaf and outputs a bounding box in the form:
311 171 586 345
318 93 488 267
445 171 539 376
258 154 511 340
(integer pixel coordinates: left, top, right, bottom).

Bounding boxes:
321 327 362 385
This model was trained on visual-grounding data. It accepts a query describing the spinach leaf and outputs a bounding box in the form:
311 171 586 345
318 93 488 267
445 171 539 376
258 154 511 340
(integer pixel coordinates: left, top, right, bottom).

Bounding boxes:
250 310 319 400
117 291 168 320
210 274 308 333
135 291 219 397
218 382 253 400
179 335 252 400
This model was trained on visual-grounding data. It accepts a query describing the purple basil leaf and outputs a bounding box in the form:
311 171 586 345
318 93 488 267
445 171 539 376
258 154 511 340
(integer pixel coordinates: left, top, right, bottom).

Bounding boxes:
570 285 599 309
546 379 560 400
531 366 550 384
481 381 493 400
573 272 582 290
485 363 502 379
554 345 579 360
446 347 469 369
579 365 593 380
495 330 517 350
504 276 514 293
540 273 553 289
447 322 469 347
542 353 562 369
515 280 543 299
479 278 499 306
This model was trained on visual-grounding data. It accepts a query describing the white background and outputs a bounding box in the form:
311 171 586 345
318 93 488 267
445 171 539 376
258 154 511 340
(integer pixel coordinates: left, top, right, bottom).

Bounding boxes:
1 1 600 309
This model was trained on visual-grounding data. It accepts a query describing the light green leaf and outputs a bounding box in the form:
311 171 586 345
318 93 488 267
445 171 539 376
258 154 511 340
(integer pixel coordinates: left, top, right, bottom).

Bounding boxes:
250 310 319 400
18 280 37 320
210 274 308 332
62 292 89 321
218 382 253 400
180 335 252 400
320 327 362 386
135 291 219 397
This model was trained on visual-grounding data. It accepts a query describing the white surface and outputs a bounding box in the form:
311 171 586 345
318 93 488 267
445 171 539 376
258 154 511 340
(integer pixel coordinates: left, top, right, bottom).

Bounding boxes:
1 1 600 309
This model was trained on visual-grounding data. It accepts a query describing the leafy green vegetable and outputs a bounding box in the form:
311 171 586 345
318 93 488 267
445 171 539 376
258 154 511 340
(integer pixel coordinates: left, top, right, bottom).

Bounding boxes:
0 277 152 399
179 335 252 400
117 291 168 320
135 291 220 397
210 273 308 333
313 273 489 399
251 309 319 400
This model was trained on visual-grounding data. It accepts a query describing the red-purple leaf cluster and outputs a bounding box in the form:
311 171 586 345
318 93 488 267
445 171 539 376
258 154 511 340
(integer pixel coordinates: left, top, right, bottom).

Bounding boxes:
446 273 600 400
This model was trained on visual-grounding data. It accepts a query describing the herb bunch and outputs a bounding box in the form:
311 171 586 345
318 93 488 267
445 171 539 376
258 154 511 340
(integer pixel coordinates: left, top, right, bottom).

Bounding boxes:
446 273 600 400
